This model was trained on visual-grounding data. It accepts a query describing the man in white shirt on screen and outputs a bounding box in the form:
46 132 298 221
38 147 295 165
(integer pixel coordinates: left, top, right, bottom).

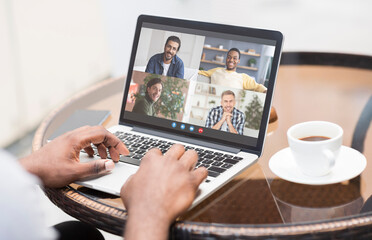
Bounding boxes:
199 48 267 93
145 36 185 79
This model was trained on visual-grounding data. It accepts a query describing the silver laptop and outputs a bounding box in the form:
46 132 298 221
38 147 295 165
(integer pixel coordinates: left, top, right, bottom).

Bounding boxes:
77 15 283 208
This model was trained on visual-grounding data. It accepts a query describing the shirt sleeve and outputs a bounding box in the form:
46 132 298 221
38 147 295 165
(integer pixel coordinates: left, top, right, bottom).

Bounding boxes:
198 67 219 77
205 109 215 128
0 150 58 240
242 74 267 92
145 56 155 73
175 59 184 79
236 112 246 135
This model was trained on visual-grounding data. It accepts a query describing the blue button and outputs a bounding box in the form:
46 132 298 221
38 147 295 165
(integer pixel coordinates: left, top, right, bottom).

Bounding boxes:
180 124 185 130
172 122 177 128
189 126 194 131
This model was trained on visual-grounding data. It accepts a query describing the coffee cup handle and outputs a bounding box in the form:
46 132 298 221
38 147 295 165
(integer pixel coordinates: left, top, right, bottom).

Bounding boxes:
323 149 336 168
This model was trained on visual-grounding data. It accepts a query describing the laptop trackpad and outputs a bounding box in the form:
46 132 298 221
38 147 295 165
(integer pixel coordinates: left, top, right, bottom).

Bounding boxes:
77 156 138 196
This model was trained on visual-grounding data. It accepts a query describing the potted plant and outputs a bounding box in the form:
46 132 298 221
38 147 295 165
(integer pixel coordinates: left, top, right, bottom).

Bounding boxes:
248 58 257 67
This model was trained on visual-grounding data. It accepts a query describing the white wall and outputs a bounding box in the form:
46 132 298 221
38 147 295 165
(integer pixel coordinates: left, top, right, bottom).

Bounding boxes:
100 0 372 77
0 0 112 147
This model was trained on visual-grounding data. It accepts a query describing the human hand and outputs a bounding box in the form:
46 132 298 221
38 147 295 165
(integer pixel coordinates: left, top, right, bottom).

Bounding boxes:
221 112 230 121
120 144 207 240
20 126 129 188
225 113 232 124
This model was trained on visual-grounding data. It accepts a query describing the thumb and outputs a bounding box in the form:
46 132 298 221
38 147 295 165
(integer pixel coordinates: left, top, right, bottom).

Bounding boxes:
77 159 115 179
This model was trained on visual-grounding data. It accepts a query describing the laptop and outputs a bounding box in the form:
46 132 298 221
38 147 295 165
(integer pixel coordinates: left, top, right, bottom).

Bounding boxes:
77 15 283 208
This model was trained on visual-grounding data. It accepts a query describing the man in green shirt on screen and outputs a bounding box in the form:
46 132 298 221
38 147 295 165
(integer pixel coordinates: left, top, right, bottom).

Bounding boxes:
132 78 163 116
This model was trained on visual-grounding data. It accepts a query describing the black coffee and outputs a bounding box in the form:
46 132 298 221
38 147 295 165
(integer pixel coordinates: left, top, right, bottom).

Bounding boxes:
299 136 331 141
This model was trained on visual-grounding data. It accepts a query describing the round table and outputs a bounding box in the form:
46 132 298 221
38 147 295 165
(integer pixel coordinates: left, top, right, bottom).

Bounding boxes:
33 52 372 239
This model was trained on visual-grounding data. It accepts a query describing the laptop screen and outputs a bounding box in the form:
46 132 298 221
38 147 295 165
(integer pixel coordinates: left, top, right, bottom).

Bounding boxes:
120 15 283 154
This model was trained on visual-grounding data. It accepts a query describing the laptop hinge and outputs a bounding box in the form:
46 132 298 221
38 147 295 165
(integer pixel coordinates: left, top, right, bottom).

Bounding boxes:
132 126 241 154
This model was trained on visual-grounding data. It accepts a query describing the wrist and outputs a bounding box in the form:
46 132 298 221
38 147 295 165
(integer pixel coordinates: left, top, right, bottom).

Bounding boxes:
125 207 171 240
19 152 45 184
19 155 37 175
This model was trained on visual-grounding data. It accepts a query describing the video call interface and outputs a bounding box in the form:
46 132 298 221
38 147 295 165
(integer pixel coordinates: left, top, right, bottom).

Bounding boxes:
124 22 277 147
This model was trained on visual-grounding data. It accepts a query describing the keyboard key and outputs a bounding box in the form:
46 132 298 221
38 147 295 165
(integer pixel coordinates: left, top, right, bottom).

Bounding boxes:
202 159 213 165
139 145 150 150
209 166 226 173
233 156 243 160
128 148 137 152
208 171 220 178
204 154 214 159
132 154 142 159
119 156 141 166
221 163 233 169
224 159 239 165
199 164 210 169
135 150 146 155
212 161 223 167
213 156 225 161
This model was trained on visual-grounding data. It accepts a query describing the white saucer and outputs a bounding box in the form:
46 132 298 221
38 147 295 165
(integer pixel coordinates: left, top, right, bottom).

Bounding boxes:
269 146 367 185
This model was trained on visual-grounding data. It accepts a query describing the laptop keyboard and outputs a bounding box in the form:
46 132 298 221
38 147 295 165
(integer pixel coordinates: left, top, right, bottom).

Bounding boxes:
82 131 243 180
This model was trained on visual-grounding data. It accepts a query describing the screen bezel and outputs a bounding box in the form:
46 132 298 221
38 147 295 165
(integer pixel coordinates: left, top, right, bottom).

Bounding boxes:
119 15 283 156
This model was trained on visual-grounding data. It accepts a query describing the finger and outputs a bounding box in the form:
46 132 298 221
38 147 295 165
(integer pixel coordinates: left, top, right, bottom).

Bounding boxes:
141 148 162 165
192 167 208 188
108 146 120 162
96 143 108 159
163 144 185 160
84 146 94 157
71 126 129 155
98 130 129 155
76 159 115 179
178 150 198 171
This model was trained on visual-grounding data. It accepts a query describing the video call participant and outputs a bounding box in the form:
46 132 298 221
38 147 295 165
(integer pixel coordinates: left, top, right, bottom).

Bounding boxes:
145 36 184 79
205 90 245 135
199 48 267 93
132 78 163 116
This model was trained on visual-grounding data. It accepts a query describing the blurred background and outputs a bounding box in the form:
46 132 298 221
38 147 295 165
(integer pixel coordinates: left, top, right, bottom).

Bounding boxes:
1 0 371 238
2 0 372 155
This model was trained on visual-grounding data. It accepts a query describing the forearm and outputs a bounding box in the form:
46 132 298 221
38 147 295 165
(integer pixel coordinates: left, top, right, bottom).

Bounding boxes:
256 84 267 93
124 208 170 240
198 67 217 77
227 123 238 134
242 74 267 92
212 119 224 130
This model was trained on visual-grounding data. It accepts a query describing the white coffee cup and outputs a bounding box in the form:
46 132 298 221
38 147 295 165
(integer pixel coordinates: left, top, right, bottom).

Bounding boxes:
287 121 343 177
